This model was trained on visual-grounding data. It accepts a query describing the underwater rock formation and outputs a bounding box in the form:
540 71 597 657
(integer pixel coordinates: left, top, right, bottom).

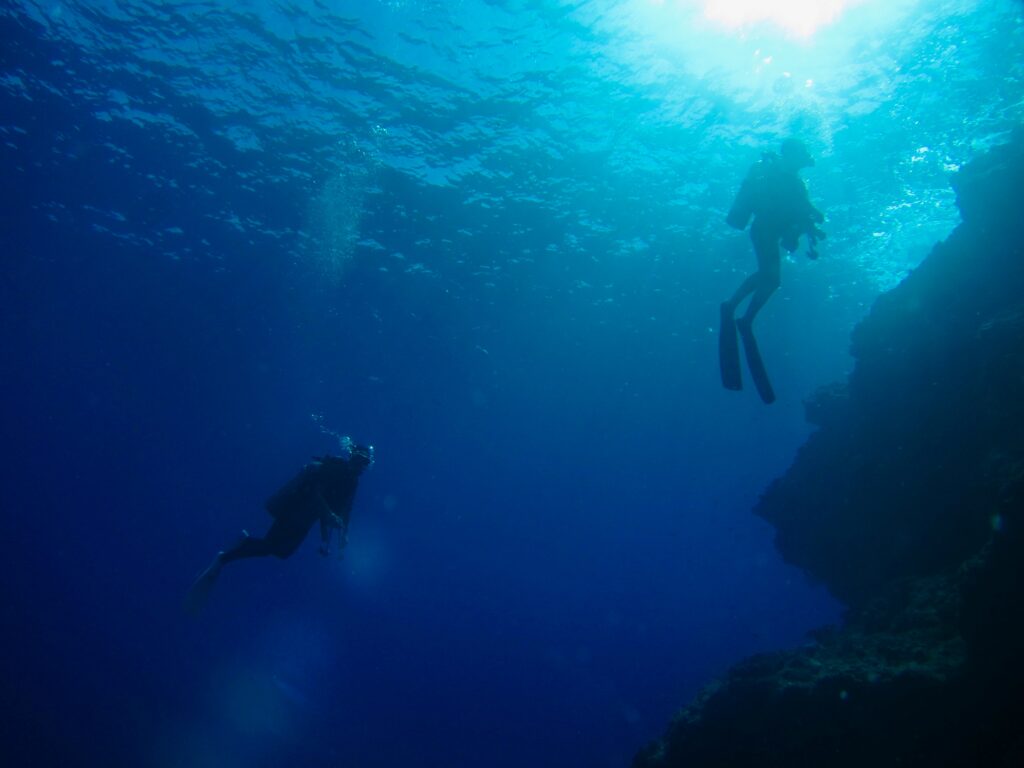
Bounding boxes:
635 129 1024 767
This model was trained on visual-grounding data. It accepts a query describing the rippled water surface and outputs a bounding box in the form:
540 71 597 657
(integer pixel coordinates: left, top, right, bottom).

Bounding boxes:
5 1 1022 288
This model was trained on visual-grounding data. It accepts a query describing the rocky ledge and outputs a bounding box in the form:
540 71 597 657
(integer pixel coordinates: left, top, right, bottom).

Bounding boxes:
635 129 1024 767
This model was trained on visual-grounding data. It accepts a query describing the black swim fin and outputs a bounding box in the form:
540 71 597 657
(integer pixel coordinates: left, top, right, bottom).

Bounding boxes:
184 555 223 615
737 319 775 404
719 303 742 391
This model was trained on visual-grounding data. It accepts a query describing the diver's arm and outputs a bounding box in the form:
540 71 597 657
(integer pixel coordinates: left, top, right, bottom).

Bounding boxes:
799 200 826 241
313 490 340 556
794 177 824 225
331 505 350 553
806 215 826 260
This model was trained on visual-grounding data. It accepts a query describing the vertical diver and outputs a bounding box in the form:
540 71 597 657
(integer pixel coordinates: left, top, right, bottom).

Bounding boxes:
720 138 826 404
185 441 374 613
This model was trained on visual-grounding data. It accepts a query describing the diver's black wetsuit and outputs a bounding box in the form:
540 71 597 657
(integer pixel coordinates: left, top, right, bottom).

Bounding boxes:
218 456 363 564
185 449 371 613
725 152 823 325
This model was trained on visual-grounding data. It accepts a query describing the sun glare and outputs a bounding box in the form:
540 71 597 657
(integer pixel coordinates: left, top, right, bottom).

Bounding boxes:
698 0 864 38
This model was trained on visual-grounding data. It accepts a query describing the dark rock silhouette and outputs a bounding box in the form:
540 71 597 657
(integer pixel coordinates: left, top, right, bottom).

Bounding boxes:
635 128 1024 767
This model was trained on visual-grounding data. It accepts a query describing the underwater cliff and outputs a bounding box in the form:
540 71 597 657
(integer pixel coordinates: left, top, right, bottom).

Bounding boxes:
635 129 1024 768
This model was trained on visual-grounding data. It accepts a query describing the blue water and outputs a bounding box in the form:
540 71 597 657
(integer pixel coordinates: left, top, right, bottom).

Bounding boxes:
1 1 1021 766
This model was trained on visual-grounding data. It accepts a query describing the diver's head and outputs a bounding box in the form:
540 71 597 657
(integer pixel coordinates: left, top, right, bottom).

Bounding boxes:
780 138 815 170
349 443 375 471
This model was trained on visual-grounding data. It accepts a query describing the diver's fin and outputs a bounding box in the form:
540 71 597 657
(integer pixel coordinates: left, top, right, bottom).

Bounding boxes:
184 555 223 616
719 303 742 391
737 319 776 404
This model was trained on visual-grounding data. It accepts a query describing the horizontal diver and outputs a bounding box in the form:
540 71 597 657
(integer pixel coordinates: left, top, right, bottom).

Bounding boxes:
186 441 374 613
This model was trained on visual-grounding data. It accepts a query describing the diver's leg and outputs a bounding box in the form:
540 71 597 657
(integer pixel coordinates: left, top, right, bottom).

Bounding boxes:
738 229 781 329
738 278 779 329
723 273 760 314
725 226 774 313
262 519 310 560
185 537 255 615
224 516 310 561
184 523 301 614
218 532 276 564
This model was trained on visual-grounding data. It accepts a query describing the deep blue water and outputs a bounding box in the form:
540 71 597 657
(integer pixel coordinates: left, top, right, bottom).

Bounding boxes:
2 1 1022 766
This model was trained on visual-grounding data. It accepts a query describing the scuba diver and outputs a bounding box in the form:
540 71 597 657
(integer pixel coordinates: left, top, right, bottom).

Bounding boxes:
186 441 374 612
720 138 826 404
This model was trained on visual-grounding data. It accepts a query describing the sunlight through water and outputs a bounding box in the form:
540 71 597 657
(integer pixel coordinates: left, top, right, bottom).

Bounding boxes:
628 0 930 91
584 0 1015 286
695 0 867 38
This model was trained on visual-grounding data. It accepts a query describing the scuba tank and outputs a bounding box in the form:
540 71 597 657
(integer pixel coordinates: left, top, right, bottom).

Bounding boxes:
726 172 757 230
725 153 778 230
264 462 320 519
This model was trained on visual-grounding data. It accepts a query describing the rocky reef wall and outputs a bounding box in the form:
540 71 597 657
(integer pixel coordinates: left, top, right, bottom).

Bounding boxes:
635 128 1024 767
762 130 1024 608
